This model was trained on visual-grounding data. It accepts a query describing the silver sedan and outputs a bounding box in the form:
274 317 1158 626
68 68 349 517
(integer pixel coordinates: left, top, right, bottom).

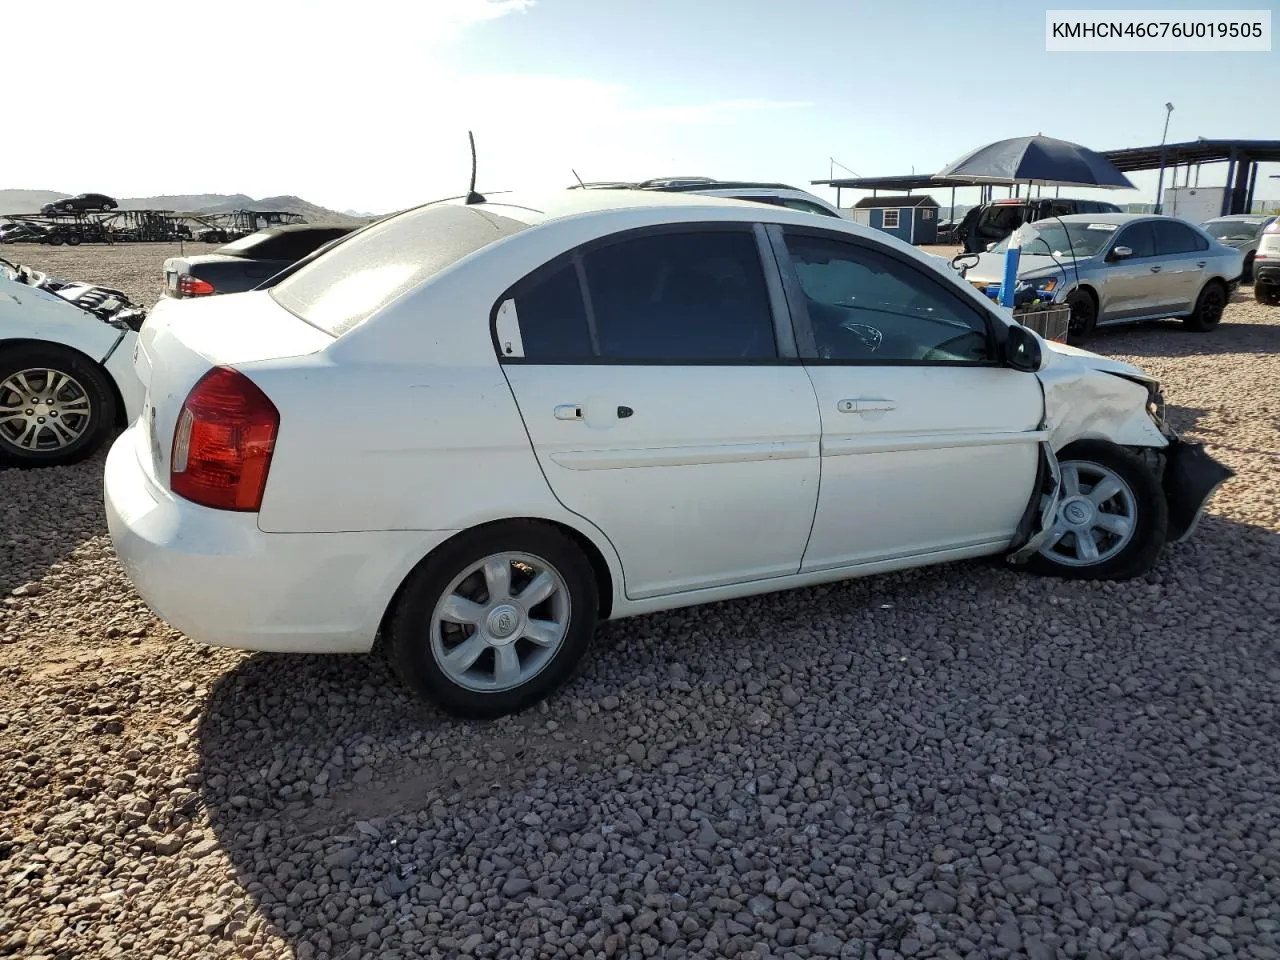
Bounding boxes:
960 213 1244 340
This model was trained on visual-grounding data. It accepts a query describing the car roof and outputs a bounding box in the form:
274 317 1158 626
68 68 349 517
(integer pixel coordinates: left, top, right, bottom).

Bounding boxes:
447 188 777 226
1037 212 1153 225
1205 213 1273 220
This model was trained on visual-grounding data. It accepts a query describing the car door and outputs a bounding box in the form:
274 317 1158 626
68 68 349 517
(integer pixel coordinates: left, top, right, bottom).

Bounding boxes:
496 223 822 601
1097 220 1160 321
1150 219 1211 314
766 226 1046 573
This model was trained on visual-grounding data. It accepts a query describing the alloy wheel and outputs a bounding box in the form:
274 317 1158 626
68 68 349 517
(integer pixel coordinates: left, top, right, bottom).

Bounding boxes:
0 368 93 452
1038 460 1138 567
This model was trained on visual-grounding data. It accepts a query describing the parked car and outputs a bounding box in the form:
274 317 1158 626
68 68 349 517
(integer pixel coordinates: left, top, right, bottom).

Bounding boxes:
105 190 1231 719
40 193 119 215
0 255 145 466
958 214 1243 340
162 224 356 299
1199 214 1277 282
958 197 1124 253
1254 219 1280 305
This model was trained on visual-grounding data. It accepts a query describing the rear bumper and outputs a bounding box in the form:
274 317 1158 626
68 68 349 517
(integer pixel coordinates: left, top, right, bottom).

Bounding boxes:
1254 263 1280 287
1162 436 1234 543
104 425 455 654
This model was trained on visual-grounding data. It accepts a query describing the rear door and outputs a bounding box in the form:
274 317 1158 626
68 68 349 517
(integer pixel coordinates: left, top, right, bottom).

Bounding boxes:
496 223 823 601
1151 219 1211 313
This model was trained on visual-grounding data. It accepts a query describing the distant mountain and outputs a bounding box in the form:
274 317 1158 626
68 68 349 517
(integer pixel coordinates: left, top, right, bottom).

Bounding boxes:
0 189 368 224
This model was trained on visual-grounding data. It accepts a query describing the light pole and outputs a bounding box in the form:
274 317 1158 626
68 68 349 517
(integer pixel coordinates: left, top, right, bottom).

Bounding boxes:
1154 102 1174 213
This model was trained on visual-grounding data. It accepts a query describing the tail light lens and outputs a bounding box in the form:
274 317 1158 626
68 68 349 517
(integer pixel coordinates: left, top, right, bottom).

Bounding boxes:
178 274 216 297
170 367 279 511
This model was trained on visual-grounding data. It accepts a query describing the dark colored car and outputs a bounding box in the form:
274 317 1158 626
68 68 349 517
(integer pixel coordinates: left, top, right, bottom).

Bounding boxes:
959 197 1124 252
161 223 356 298
40 193 119 215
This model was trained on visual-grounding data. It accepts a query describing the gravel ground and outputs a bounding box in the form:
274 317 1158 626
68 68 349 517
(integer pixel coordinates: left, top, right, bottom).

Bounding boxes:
2 244 1279 960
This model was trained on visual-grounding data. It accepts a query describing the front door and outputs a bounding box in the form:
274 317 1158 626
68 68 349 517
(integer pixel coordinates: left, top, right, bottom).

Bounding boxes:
497 225 822 600
769 227 1045 572
1098 220 1163 320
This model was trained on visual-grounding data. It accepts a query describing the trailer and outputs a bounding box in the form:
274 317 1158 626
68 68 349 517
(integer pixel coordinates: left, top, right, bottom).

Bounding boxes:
1 208 308 245
1161 186 1228 224
192 210 307 244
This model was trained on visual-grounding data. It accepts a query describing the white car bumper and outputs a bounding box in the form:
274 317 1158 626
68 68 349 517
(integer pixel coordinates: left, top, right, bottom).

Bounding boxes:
103 425 455 654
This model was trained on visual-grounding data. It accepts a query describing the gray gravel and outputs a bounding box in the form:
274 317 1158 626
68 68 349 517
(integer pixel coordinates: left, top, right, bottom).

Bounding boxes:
2 245 1280 960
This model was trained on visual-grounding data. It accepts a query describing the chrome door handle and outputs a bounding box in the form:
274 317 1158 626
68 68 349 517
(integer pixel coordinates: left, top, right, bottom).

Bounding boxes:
554 404 584 421
1196 261 1206 268
838 398 896 414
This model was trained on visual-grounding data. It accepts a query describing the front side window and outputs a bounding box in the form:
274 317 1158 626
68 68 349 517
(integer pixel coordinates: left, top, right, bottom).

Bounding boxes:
1114 222 1157 258
785 233 993 364
508 229 778 363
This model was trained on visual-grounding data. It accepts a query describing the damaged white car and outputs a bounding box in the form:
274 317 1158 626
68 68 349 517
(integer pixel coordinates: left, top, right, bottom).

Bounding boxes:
1 255 145 466
105 191 1232 719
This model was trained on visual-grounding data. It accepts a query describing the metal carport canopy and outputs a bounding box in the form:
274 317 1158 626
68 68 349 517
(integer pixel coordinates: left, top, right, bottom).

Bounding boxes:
1100 139 1280 170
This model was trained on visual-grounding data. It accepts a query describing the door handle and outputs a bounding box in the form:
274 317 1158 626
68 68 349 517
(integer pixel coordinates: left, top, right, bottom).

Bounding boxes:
1149 265 1161 273
554 404 583 421
838 398 896 414
1196 261 1206 268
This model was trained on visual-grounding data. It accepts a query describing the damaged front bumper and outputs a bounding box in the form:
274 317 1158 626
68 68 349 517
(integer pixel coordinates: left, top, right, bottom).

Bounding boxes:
1160 434 1234 542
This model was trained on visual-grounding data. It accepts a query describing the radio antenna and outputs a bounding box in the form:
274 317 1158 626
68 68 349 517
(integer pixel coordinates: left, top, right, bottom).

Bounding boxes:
466 131 485 205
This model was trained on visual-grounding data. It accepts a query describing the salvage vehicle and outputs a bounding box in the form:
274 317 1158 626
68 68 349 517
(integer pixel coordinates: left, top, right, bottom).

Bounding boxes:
958 214 1243 340
1199 214 1276 282
105 190 1232 719
162 224 355 299
1 256 144 466
1255 219 1280 305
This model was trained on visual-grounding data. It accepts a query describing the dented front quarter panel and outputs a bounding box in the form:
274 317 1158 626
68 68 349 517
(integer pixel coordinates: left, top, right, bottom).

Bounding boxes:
1034 340 1168 452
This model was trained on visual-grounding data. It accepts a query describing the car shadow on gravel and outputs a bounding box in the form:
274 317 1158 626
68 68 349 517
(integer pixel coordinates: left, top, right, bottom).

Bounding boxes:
195 509 1280 957
1086 314 1280 359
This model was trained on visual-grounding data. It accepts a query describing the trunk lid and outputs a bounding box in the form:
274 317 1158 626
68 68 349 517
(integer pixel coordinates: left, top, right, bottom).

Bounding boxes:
134 291 332 486
162 253 243 297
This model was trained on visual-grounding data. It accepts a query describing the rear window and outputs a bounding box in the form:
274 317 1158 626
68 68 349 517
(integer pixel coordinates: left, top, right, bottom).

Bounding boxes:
217 227 353 261
269 204 530 336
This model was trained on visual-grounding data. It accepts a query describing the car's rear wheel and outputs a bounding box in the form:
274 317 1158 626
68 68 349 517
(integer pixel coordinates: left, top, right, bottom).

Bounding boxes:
1026 440 1167 581
1242 251 1255 283
0 344 117 468
1065 290 1097 342
387 521 599 719
1183 280 1226 332
101 203 112 211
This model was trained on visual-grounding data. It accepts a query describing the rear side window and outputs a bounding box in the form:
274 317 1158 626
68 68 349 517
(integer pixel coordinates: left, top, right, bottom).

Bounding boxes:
508 229 777 363
271 204 529 336
1153 220 1210 255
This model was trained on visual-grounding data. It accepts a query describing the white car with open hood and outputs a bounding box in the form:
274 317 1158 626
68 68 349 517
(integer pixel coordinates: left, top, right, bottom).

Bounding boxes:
1 255 145 467
104 190 1233 718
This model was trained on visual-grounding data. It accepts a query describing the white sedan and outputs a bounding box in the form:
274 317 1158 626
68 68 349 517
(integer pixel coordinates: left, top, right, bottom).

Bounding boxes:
1 256 145 466
104 190 1232 718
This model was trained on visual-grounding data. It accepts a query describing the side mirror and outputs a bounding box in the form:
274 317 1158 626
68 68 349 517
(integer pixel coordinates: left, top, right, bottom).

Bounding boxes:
1109 245 1133 261
985 242 997 252
1003 323 1043 373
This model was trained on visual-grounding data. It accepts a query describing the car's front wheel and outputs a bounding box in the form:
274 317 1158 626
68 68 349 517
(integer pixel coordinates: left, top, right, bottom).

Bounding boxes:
387 521 599 719
1027 440 1168 581
1256 283 1280 306
1065 290 1097 342
0 344 118 467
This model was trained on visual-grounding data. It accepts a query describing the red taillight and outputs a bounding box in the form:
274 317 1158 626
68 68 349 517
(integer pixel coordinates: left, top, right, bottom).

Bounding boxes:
178 274 216 297
170 367 279 511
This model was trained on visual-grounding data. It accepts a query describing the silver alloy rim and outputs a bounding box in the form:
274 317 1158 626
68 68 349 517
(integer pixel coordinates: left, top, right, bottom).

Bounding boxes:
0 368 93 452
1039 460 1138 567
430 552 571 693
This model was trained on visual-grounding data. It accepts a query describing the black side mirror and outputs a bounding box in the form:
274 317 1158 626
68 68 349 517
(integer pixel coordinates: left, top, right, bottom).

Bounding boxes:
1004 323 1043 372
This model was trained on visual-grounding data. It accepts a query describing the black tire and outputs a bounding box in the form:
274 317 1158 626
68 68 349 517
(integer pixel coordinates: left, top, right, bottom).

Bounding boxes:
1026 440 1168 581
101 203 112 212
1183 280 1226 332
387 521 599 719
62 202 74 213
65 234 81 247
1242 251 1255 283
1256 283 1280 306
1065 290 1097 342
0 343 118 468
47 234 64 247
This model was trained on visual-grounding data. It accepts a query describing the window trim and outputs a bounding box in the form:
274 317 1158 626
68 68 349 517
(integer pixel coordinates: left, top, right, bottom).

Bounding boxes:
765 223 1004 368
488 220 802 366
881 208 902 230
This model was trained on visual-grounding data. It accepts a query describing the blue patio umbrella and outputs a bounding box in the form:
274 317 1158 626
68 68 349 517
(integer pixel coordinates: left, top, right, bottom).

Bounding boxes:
934 134 1136 189
936 136 1135 307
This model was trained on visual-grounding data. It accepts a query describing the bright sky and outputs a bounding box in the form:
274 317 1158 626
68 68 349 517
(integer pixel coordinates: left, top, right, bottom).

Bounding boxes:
14 0 1280 214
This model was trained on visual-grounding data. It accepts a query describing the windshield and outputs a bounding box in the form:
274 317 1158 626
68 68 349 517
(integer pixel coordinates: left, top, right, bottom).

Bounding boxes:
991 220 1117 259
1201 218 1268 241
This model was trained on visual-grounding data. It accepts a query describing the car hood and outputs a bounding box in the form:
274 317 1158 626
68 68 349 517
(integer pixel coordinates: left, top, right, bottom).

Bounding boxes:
963 252 1074 286
1033 335 1165 451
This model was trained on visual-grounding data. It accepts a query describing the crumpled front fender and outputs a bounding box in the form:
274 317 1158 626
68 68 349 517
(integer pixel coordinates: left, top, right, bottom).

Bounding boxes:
1035 343 1168 452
